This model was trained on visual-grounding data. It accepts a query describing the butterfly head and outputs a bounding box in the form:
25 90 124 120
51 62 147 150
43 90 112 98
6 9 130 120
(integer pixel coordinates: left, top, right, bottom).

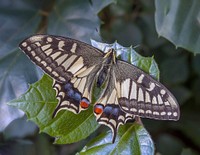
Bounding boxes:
103 49 116 64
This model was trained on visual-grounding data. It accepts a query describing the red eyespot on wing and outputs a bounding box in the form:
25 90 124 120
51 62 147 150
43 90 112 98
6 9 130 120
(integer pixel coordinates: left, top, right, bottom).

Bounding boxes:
94 104 104 115
80 98 90 109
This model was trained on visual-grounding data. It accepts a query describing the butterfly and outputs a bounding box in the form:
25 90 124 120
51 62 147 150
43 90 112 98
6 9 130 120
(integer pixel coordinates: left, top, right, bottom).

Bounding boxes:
19 35 180 143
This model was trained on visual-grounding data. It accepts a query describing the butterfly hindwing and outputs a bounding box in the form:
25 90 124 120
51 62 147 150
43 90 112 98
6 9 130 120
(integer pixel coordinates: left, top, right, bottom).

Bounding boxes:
94 103 134 143
53 80 82 115
53 64 101 116
94 68 134 142
114 60 180 120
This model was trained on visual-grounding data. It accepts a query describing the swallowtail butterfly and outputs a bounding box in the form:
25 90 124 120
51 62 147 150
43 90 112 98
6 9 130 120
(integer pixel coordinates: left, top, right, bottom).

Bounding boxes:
19 35 180 143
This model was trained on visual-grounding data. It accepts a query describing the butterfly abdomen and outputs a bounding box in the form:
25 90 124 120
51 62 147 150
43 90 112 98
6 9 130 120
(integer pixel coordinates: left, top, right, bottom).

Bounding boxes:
97 66 109 87
97 49 116 87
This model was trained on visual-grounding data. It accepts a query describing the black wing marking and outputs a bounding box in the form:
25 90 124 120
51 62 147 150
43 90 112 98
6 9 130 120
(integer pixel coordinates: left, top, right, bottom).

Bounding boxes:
114 60 180 120
94 68 134 143
19 34 104 83
53 81 82 115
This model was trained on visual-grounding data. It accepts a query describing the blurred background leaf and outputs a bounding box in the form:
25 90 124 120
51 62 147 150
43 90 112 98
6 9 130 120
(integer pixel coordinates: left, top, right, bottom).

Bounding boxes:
155 0 200 53
48 0 102 42
0 0 46 132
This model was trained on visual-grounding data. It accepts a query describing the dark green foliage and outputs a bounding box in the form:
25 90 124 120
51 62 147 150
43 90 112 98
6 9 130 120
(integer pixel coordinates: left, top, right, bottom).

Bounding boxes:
155 0 200 53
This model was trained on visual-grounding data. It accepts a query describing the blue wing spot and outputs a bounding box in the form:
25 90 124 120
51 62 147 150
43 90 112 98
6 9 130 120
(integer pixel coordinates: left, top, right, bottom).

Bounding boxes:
74 92 81 101
64 83 72 90
67 89 74 97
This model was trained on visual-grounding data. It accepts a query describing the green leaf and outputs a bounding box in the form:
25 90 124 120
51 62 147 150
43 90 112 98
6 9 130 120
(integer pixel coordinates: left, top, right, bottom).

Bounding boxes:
155 0 200 53
78 123 154 155
8 74 99 144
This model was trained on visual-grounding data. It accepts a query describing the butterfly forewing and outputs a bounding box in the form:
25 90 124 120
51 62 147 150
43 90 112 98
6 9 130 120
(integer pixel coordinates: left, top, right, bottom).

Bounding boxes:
114 60 180 120
19 35 104 83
